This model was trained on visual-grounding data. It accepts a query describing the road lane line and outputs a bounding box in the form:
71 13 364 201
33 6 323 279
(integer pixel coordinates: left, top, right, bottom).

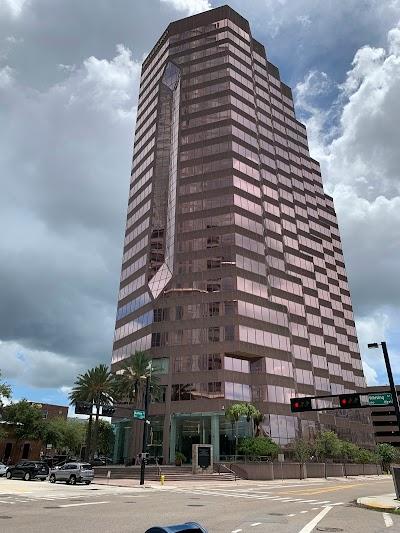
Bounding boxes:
251 523 262 527
298 506 333 533
288 514 296 517
59 501 110 508
300 510 309 514
383 513 394 528
231 529 242 533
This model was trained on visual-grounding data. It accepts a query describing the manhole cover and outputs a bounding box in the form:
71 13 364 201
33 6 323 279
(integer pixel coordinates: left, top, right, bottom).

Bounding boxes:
316 528 344 532
187 504 205 507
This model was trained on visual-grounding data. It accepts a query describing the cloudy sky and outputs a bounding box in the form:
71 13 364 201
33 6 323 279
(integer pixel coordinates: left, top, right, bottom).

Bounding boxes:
1 0 399 408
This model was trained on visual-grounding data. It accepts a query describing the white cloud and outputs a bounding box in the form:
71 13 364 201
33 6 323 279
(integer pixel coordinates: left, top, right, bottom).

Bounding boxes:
1 0 27 17
362 360 379 386
0 65 14 88
294 22 400 386
160 0 211 16
0 45 141 388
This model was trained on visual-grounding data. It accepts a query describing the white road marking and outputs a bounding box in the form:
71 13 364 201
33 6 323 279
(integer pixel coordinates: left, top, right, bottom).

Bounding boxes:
231 529 242 533
59 501 110 508
329 502 344 506
250 523 262 527
311 507 319 510
300 510 309 514
383 513 394 528
298 506 333 533
288 513 296 517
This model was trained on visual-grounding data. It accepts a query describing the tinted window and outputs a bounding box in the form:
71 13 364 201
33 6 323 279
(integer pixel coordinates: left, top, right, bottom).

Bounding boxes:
81 464 92 470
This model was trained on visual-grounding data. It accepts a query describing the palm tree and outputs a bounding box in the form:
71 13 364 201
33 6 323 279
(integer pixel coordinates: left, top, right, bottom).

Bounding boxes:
69 364 115 460
114 351 160 463
114 351 159 407
253 412 264 437
225 404 244 457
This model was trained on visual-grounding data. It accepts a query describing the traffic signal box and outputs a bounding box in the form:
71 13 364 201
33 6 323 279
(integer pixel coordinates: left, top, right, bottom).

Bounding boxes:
74 401 92 415
290 397 313 412
338 393 361 409
102 405 115 417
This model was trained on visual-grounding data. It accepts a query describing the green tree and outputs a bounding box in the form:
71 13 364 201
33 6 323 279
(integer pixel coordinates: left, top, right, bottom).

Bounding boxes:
340 441 359 463
225 404 246 455
253 411 265 437
114 352 159 463
97 419 115 457
238 436 280 459
225 403 262 454
357 448 378 465
114 352 159 407
315 431 342 462
294 438 313 464
69 364 115 460
2 400 45 451
0 370 12 408
44 417 86 456
376 443 398 472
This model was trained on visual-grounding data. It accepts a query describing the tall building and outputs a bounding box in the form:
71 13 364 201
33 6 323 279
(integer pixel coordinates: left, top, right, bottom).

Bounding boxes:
111 5 373 463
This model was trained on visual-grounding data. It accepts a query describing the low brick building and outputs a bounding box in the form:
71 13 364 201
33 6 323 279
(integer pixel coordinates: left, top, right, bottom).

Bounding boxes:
0 402 68 464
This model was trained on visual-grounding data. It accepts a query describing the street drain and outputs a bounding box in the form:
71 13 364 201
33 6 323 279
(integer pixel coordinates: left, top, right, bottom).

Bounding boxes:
187 504 205 507
316 528 344 532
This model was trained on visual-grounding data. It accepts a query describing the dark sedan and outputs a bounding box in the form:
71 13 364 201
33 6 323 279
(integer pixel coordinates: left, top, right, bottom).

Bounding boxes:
6 461 49 481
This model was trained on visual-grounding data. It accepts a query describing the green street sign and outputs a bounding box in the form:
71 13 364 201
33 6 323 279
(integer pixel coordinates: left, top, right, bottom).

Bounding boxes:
368 393 393 406
133 409 145 420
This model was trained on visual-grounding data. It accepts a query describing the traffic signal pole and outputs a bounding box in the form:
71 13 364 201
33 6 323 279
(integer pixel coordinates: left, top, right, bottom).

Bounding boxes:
381 341 400 433
140 376 150 486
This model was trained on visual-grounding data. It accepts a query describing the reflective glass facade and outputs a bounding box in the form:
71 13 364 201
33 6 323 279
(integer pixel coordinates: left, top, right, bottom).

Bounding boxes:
111 6 373 462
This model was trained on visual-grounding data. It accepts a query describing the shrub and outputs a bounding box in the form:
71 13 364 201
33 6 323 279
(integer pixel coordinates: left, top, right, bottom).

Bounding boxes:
238 436 280 459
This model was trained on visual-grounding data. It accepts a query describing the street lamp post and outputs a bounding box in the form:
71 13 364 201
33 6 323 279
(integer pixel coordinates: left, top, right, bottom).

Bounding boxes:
140 372 151 486
368 341 400 431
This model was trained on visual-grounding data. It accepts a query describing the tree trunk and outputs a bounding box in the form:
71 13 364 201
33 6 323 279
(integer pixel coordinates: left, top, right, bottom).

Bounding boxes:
91 404 100 460
85 414 93 461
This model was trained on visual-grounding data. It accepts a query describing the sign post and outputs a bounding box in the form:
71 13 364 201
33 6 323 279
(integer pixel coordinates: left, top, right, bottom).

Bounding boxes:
192 444 213 474
368 393 393 407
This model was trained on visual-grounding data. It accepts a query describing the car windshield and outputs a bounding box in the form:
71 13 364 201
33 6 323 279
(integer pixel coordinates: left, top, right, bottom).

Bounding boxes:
81 464 92 470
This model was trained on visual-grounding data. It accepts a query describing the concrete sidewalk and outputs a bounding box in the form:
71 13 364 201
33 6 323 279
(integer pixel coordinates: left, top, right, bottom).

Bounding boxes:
357 493 400 512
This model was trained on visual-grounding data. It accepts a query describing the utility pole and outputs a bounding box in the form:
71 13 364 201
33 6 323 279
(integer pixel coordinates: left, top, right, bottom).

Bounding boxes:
381 342 400 432
140 375 150 486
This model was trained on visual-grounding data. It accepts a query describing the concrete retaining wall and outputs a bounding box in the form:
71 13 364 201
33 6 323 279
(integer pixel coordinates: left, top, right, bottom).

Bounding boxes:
225 462 382 480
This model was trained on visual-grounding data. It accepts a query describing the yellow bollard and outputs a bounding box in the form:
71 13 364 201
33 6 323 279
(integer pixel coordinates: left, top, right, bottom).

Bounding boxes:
160 474 165 486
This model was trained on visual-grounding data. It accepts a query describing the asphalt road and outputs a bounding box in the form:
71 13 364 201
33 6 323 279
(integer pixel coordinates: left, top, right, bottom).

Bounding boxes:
0 475 398 532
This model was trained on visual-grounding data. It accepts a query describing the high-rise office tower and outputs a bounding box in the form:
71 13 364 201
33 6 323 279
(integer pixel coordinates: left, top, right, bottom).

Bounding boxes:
111 5 372 463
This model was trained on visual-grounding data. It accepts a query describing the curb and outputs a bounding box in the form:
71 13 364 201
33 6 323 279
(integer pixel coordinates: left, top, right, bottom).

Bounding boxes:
356 497 400 513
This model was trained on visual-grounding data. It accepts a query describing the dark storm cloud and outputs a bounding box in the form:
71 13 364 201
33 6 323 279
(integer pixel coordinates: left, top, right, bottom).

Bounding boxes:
0 0 208 388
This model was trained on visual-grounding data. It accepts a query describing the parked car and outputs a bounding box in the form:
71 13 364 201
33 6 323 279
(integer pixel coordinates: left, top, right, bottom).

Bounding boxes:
49 462 94 485
90 456 112 467
0 462 9 476
6 461 49 481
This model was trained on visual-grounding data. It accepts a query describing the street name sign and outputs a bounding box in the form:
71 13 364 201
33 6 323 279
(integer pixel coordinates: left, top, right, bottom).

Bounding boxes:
133 409 145 420
368 392 393 406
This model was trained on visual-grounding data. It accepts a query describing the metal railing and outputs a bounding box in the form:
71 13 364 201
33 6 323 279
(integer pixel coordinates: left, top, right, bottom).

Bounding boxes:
216 463 237 481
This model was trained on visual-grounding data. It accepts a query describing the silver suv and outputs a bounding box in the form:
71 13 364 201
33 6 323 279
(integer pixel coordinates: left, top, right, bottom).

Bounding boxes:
49 462 94 485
